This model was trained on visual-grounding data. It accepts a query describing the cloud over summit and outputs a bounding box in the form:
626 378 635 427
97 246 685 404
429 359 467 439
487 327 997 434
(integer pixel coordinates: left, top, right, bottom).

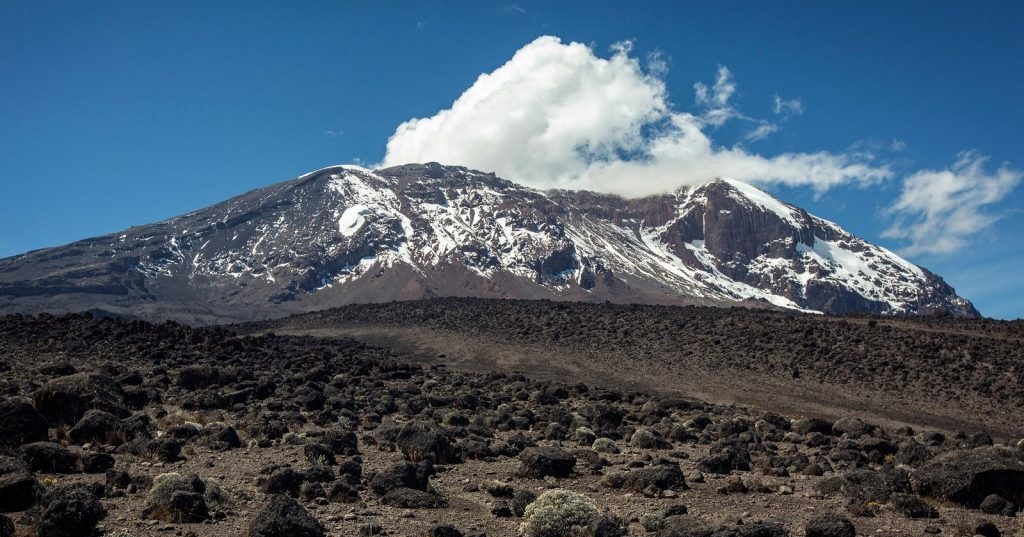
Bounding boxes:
380 35 1020 256
381 36 890 197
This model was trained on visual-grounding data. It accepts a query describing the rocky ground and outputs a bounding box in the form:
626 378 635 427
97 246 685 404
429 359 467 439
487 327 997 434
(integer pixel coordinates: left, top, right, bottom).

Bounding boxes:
247 298 1024 437
0 311 1022 537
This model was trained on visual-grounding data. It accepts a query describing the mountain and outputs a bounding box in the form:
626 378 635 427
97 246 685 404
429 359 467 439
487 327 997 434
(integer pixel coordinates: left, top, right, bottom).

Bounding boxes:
0 163 978 323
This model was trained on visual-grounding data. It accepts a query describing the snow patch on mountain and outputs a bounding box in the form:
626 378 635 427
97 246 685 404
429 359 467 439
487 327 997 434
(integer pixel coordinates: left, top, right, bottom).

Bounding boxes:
338 205 369 236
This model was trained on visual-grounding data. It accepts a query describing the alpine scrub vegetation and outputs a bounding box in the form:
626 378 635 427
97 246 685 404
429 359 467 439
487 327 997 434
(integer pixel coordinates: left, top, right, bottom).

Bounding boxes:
519 489 598 537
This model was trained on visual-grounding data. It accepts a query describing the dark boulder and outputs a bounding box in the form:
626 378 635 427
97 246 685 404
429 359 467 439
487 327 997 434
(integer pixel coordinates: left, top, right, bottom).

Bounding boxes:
395 421 460 464
141 473 210 523
257 467 304 497
0 456 40 512
34 485 105 537
428 524 464 537
33 373 127 426
21 442 78 474
0 399 48 448
176 365 220 390
146 437 184 463
890 493 939 518
979 493 1016 516
518 446 575 478
736 523 789 537
381 487 446 508
911 447 1024 508
658 515 714 537
0 515 12 537
197 422 242 450
67 409 123 445
793 417 833 436
815 468 909 504
832 417 873 438
697 445 750 475
327 481 360 503
369 460 434 495
972 521 1001 537
630 428 673 450
80 452 115 474
894 441 933 467
592 514 629 537
248 494 325 537
304 443 336 467
804 511 855 537
602 463 687 492
323 428 359 455
337 458 363 486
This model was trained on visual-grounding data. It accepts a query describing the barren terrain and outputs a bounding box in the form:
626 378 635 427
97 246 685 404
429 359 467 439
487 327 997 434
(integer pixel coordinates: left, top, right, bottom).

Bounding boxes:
0 307 1021 537
249 298 1024 438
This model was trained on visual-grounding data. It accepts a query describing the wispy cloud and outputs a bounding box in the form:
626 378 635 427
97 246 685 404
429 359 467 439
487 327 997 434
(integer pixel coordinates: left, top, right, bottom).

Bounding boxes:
744 121 779 142
773 95 803 116
694 66 740 127
323 129 344 138
883 151 1022 255
505 4 527 14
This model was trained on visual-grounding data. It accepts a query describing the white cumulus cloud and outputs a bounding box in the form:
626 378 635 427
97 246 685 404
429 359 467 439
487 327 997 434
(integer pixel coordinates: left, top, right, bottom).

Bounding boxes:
381 36 891 198
883 151 1022 256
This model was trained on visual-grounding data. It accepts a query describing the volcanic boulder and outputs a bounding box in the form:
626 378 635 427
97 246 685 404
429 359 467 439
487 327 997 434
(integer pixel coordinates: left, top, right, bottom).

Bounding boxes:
911 447 1024 508
0 399 48 448
248 494 325 537
34 485 106 537
33 373 127 425
395 421 460 464
519 447 576 478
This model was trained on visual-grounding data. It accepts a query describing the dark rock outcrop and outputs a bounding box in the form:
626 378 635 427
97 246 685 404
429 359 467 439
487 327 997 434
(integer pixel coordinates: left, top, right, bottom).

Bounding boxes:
32 372 127 425
248 494 325 537
911 447 1024 508
0 399 48 448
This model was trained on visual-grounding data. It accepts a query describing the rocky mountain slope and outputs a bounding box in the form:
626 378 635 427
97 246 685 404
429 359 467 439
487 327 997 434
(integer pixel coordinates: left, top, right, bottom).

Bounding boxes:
0 163 978 322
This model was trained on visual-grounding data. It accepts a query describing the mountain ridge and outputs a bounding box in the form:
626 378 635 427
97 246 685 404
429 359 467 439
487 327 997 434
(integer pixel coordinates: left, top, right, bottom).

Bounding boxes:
0 162 978 323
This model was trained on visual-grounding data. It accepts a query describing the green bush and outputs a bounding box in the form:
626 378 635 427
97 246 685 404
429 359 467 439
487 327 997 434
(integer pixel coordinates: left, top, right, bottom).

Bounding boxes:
519 489 599 537
591 437 619 454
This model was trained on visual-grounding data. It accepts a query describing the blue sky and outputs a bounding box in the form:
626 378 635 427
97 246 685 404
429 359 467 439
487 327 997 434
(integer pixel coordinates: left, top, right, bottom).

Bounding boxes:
1 1 1021 318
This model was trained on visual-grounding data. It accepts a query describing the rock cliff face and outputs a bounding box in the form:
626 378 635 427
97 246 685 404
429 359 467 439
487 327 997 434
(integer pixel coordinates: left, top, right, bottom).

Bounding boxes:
0 163 978 323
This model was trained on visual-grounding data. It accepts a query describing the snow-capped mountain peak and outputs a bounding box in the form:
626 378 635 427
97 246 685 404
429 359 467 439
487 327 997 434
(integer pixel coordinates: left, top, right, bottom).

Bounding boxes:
0 163 977 323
